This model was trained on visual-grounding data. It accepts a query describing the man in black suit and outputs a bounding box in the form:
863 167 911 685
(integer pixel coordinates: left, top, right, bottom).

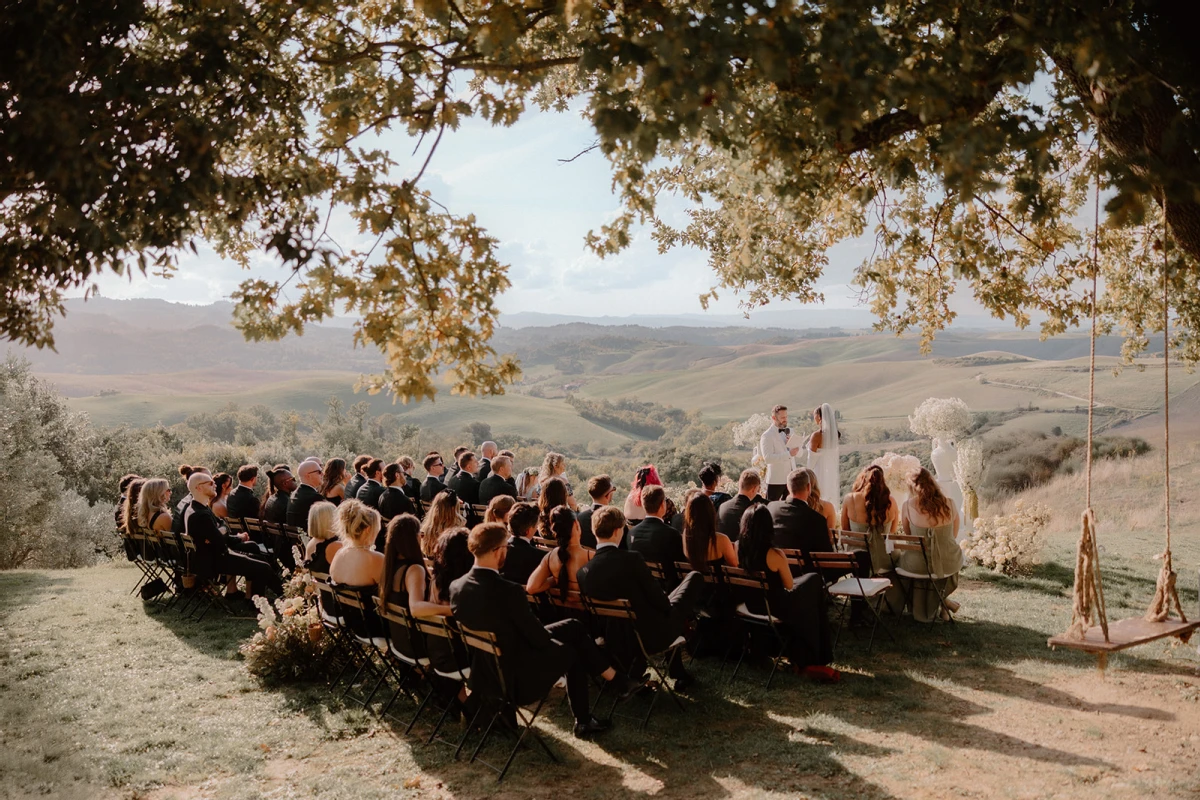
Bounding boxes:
345 455 371 502
420 452 447 503
184 472 281 598
444 446 469 483
768 468 834 566
226 464 262 520
478 454 517 505
449 523 639 737
355 458 386 508
577 474 625 549
628 486 685 582
261 465 294 525
577 507 703 688
446 451 481 506
477 441 498 482
500 502 542 585
717 469 764 542
287 460 326 530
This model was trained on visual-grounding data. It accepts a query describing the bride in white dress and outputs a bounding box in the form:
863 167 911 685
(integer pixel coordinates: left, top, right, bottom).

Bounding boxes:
806 403 840 510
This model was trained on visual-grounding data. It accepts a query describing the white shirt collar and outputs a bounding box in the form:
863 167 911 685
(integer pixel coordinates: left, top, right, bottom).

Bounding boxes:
596 541 619 550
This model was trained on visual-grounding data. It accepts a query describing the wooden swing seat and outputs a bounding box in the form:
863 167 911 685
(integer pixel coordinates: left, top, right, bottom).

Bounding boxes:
1048 617 1199 654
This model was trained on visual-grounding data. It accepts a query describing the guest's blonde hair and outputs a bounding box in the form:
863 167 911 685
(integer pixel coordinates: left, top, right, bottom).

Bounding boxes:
420 492 464 556
136 479 170 528
336 499 381 548
307 501 337 541
804 468 824 510
538 452 566 485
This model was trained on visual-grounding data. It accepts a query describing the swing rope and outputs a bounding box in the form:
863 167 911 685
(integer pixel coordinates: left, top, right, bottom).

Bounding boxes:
1144 195 1188 627
1064 171 1109 643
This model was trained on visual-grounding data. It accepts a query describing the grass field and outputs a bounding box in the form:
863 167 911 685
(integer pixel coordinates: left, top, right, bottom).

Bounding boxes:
4 447 1200 799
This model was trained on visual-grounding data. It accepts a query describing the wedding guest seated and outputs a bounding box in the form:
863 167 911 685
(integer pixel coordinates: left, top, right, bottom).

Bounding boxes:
171 465 210 534
682 491 738 571
515 466 539 499
577 507 704 690
421 452 447 503
736 505 838 681
628 485 685 584
377 463 417 522
115 473 141 528
535 477 572 537
431 527 473 607
355 458 386 509
184 471 282 599
840 464 900 577
211 473 234 519
261 465 295 525
419 490 464 556
225 465 262 520
500 502 542 585
477 455 517 505
449 523 639 738
329 500 387 638
900 468 963 622
136 478 175 534
303 501 341 573
483 494 516 525
288 459 326 529
718 469 762 542
498 449 515 460
477 441 499 482
397 456 422 500
526 506 594 598
530 452 578 510
446 451 481 506
380 514 453 666
768 469 833 566
623 464 663 523
805 467 839 533
120 479 146 564
576 474 617 549
445 446 470 481
319 457 349 505
346 455 372 502
699 462 731 510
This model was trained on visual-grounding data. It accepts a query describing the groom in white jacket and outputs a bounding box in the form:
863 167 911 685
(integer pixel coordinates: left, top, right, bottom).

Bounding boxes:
759 404 800 501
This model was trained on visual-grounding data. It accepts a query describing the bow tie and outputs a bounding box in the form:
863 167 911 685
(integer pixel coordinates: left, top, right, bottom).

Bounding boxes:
780 427 791 436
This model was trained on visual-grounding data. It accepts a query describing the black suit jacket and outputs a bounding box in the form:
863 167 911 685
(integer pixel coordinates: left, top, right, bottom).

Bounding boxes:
575 503 630 550
262 490 290 525
377 486 415 520
449 567 569 704
184 500 227 578
500 536 544 586
356 478 385 509
768 498 832 562
287 484 324 529
446 471 480 506
717 494 759 542
577 545 679 654
225 485 260 520
402 475 421 501
477 473 516 506
421 475 446 503
628 517 685 581
345 474 366 502
477 458 492 483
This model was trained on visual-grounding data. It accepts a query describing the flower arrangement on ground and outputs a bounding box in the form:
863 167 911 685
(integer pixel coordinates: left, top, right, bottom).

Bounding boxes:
909 397 973 440
961 501 1051 575
239 569 332 682
954 439 985 523
871 452 922 501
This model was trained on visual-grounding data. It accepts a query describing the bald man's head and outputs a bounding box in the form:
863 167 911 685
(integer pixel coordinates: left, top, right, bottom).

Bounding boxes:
187 471 217 504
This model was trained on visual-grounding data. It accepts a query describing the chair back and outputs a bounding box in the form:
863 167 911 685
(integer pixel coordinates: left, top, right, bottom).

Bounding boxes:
721 565 770 592
838 531 869 551
531 536 555 551
224 517 245 535
775 547 808 571
645 561 668 585
886 533 924 553
470 503 489 520
579 595 637 622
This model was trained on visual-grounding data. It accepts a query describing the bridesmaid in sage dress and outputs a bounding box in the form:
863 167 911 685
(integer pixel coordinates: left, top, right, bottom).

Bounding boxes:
840 465 904 613
900 468 962 622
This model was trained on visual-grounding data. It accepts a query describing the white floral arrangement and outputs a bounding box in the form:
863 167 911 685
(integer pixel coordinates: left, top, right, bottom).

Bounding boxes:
953 439 985 522
960 500 1050 575
909 397 973 440
239 570 332 682
733 413 772 448
871 452 922 500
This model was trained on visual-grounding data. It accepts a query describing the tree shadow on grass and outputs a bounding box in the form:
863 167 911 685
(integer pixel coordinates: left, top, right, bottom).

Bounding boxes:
142 595 259 659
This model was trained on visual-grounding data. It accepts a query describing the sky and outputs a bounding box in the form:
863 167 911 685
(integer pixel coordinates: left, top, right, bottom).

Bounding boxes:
82 103 894 320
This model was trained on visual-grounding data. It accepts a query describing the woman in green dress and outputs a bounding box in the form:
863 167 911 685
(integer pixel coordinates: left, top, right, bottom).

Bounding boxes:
899 468 962 622
840 465 903 613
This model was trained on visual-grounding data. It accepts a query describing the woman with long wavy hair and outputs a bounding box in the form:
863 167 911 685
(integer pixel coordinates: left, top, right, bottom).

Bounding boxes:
900 468 962 622
318 457 349 505
528 452 577 510
136 479 174 534
419 490 463 557
682 491 737 572
535 476 570 538
526 505 592 601
840 465 899 576
804 468 839 533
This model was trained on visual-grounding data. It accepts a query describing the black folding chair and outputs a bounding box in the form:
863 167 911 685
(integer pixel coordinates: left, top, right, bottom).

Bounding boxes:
310 572 360 689
724 566 792 689
330 585 395 709
375 597 436 732
411 614 474 751
458 625 560 782
890 533 958 623
810 551 895 652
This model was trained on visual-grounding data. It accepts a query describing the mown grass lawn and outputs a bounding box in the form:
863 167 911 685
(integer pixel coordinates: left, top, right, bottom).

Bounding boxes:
2 547 1198 800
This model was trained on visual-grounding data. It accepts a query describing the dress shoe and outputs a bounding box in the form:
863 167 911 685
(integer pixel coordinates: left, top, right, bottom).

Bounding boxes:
573 716 611 738
672 671 697 692
612 674 645 703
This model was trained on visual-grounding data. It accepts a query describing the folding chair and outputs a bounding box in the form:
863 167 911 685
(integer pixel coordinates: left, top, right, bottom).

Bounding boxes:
723 566 792 689
282 524 308 559
672 561 729 666
125 528 158 597
310 572 360 688
458 625 560 782
331 585 395 709
810 551 895 652
411 615 474 751
224 517 246 536
175 534 234 622
375 597 436 732
579 595 687 729
890 533 959 623
530 536 555 551
470 504 489 522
